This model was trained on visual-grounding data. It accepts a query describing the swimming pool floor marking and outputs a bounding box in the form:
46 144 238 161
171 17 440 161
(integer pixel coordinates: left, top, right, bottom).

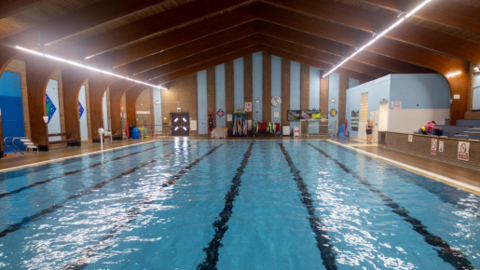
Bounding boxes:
0 142 172 199
197 143 254 270
327 139 480 195
63 143 224 270
308 143 474 270
279 143 338 270
0 139 160 173
0 143 197 239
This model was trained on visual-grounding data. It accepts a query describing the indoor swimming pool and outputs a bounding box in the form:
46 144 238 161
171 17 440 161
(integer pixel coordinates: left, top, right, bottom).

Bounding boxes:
0 140 479 269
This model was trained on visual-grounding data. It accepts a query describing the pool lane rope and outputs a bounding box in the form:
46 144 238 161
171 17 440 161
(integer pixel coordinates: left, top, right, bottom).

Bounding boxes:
308 143 474 270
0 142 199 240
197 142 254 270
62 143 224 270
279 143 338 270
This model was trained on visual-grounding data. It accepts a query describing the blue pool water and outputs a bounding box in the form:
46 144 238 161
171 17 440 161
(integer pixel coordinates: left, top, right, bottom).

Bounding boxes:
0 140 479 269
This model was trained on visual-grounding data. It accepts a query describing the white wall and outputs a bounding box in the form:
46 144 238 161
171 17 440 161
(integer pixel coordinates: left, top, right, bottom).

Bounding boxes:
78 85 89 140
388 109 450 133
46 79 61 141
346 74 451 139
102 91 109 130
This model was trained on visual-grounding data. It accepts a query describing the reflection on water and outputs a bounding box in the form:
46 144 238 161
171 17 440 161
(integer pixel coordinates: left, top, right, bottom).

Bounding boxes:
0 140 478 269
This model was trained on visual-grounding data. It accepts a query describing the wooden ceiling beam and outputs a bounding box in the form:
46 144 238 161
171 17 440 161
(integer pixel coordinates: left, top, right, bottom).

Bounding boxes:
364 0 480 35
256 35 390 78
0 0 169 49
258 45 376 82
263 0 480 66
0 0 46 19
103 6 256 69
122 22 257 75
80 0 253 59
256 21 433 74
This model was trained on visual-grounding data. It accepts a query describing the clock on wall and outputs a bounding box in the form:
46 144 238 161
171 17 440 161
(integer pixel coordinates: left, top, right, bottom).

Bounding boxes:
271 96 282 107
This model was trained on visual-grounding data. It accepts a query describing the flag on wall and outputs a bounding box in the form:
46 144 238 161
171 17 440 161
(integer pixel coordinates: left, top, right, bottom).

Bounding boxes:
78 101 85 119
45 94 57 124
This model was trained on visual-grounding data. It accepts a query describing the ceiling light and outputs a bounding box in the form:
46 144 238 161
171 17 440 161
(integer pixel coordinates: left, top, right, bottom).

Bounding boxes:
14 45 169 91
174 118 178 122
323 0 433 78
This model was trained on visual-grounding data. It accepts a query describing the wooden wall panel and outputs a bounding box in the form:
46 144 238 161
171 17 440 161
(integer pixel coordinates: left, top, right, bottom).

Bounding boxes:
126 85 149 127
244 54 253 126
262 53 272 123
24 57 62 150
320 75 329 119
281 58 290 126
87 74 118 141
338 74 349 124
60 67 89 145
161 74 198 136
206 67 216 127
225 61 234 133
300 64 309 110
109 81 136 137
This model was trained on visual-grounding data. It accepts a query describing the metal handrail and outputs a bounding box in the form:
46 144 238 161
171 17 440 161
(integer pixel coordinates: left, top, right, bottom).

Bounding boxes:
13 137 25 155
3 137 25 154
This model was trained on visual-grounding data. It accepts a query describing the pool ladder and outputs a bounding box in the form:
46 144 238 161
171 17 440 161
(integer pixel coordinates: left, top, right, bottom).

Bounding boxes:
3 137 38 155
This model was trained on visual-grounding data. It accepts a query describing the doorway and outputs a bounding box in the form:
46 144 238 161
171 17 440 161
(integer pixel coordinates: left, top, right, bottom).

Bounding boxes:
379 103 389 131
171 112 189 136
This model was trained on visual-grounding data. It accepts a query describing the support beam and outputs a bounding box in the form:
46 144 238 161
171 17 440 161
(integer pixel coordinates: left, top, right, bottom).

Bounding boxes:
364 0 480 35
61 67 90 146
24 57 63 150
126 85 150 127
257 3 470 124
80 0 252 59
0 0 46 19
109 81 138 136
256 21 433 74
264 0 480 66
259 45 376 82
87 74 119 141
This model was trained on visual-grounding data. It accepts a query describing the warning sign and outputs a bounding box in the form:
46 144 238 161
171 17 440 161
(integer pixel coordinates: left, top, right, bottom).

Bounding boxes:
458 142 470 161
439 141 444 152
245 102 252 112
431 139 437 155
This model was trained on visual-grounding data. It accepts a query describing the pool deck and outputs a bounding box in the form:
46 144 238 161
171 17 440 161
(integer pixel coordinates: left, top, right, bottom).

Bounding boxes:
1 136 479 195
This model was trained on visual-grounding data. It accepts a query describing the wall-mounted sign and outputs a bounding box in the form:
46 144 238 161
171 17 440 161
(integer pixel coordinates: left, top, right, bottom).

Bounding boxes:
391 101 402 110
408 135 413 142
245 102 252 112
458 142 470 161
227 114 232 122
274 111 279 118
329 108 337 118
431 138 437 155
136 111 150 114
287 110 322 121
137 115 148 119
45 94 57 124
216 109 225 118
351 111 359 131
454 94 460 99
78 101 85 119
439 141 444 152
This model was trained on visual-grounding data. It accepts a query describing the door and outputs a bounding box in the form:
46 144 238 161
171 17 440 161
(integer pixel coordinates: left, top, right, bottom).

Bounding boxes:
370 110 379 143
171 113 189 136
379 103 389 131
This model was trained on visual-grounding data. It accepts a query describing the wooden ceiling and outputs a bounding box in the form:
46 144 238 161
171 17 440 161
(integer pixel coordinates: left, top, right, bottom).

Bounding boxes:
1 0 479 85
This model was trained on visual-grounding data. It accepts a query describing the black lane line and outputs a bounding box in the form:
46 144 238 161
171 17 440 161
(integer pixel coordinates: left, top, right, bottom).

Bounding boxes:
196 143 254 270
278 143 338 270
63 143 224 270
308 143 474 270
0 143 197 240
0 142 172 200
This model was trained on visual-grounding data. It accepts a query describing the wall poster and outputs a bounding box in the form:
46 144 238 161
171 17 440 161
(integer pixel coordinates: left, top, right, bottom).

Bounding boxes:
431 139 437 155
458 142 470 161
287 110 322 121
351 110 359 131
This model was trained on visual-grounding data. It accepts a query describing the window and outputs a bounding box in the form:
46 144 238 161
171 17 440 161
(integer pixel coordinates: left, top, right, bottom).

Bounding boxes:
360 93 369 122
473 73 480 110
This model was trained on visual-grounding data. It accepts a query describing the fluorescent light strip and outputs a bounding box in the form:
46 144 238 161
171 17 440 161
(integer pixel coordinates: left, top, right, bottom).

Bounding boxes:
15 46 168 91
323 0 433 78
